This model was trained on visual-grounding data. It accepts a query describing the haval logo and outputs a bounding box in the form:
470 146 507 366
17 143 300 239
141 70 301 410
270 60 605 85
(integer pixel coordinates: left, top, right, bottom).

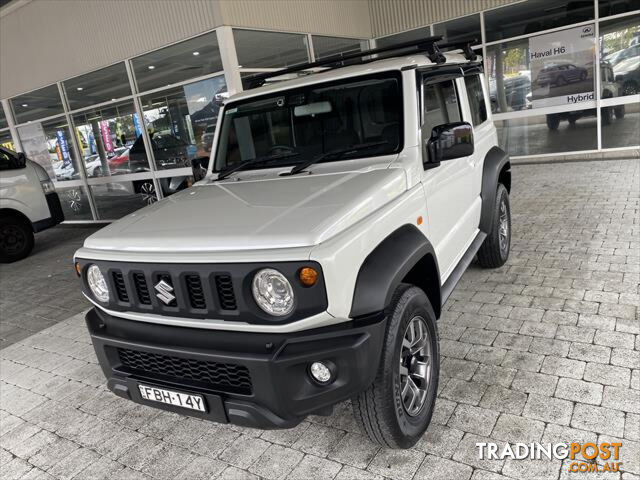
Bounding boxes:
154 279 175 305
582 26 592 34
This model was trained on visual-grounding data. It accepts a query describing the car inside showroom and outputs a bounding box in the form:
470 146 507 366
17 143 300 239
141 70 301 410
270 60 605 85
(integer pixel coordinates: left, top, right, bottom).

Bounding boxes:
0 1 638 479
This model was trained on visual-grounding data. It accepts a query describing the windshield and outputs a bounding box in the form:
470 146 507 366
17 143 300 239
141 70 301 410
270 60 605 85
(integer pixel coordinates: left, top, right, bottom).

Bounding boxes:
214 72 403 172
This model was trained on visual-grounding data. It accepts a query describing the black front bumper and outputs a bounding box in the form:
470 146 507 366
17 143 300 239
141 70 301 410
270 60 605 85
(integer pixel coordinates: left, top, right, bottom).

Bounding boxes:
86 308 385 429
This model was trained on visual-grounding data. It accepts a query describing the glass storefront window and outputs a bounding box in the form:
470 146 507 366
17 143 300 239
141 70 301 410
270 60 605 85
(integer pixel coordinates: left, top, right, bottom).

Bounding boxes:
496 107 598 157
601 102 640 148
0 105 8 130
10 84 64 124
56 185 93 220
312 36 364 60
63 63 131 110
599 0 640 18
375 26 431 49
600 15 640 98
140 75 226 169
0 131 14 150
132 31 222 93
17 117 81 182
91 180 158 220
72 102 147 178
433 14 480 45
484 0 594 42
234 29 309 68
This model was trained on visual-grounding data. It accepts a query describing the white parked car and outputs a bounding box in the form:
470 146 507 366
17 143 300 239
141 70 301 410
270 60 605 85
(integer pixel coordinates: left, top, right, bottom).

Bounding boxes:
74 37 511 448
0 146 64 262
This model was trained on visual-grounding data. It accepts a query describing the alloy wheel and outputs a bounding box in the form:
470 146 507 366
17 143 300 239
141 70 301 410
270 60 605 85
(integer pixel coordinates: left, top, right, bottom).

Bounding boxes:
139 182 158 205
67 189 82 213
399 316 432 417
498 198 510 256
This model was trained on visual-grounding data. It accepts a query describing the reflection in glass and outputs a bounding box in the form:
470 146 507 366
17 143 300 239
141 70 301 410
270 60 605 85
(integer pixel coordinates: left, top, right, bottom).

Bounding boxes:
375 27 431 49
140 75 226 168
234 29 309 68
73 102 147 177
601 102 640 148
56 186 93 220
10 84 64 124
0 132 14 150
599 0 640 18
132 31 223 93
486 40 532 114
313 36 364 60
91 180 157 219
433 14 480 45
63 63 131 110
17 117 80 182
600 15 640 98
484 0 594 42
495 108 597 156
0 104 8 129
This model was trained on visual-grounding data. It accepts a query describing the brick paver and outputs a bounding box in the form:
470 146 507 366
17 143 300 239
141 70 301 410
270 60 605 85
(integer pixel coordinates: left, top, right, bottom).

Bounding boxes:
0 159 638 479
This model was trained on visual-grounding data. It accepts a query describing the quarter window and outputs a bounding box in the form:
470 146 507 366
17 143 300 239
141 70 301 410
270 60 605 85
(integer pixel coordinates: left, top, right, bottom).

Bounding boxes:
465 75 488 126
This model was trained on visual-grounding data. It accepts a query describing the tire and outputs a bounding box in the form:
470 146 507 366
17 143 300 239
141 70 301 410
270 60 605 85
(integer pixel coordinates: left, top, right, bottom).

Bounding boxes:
352 284 439 449
477 184 511 268
546 115 560 130
602 107 612 126
614 106 625 119
0 216 34 263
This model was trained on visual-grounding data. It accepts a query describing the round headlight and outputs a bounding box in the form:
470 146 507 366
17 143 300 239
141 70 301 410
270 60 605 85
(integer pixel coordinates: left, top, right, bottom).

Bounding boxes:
87 265 110 303
252 268 294 316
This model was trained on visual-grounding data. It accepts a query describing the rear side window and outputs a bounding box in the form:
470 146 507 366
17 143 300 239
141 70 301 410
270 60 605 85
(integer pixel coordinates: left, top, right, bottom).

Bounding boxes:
465 74 488 126
421 78 461 140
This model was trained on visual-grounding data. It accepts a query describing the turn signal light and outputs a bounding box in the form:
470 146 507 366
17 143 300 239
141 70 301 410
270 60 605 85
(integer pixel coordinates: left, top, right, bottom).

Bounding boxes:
299 267 318 287
74 262 81 277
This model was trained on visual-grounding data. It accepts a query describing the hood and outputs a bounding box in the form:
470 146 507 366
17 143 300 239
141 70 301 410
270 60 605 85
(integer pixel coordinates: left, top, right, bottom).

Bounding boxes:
84 167 407 253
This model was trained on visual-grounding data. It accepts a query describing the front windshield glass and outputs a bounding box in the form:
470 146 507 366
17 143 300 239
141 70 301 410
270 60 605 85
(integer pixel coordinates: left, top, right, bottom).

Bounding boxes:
214 72 403 171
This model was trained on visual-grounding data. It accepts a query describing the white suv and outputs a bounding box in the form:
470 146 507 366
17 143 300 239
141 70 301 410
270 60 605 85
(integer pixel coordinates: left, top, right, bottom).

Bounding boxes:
0 146 64 262
74 37 511 449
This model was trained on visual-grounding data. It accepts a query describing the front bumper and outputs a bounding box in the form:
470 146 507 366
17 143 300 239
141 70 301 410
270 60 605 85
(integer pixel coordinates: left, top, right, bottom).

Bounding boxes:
86 307 385 429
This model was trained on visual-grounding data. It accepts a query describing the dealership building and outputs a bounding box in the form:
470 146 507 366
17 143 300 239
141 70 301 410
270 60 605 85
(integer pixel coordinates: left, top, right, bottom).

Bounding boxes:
0 0 638 224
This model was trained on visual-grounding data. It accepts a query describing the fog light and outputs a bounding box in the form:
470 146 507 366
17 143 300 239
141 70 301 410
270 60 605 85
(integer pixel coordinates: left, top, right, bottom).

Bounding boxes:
309 361 332 384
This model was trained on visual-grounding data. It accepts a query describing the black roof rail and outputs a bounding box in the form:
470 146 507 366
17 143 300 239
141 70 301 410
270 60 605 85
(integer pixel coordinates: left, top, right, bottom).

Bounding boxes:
244 36 480 89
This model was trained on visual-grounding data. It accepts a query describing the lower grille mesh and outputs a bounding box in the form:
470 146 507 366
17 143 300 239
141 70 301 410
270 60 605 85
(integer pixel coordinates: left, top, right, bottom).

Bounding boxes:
118 348 252 394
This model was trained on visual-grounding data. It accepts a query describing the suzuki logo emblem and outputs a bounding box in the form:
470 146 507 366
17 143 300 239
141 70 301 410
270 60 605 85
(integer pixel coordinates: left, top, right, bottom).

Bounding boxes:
154 279 175 305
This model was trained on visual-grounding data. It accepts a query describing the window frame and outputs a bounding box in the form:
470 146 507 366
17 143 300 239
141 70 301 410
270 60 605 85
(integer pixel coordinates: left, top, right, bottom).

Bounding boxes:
418 70 464 137
464 73 490 127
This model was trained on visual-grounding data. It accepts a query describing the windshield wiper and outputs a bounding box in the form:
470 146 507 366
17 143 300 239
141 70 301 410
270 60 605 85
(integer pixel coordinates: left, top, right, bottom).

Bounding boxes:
214 151 300 181
283 140 389 176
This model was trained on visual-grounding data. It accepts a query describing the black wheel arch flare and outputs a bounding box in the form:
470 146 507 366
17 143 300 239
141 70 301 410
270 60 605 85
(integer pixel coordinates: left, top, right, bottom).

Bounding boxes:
349 224 441 320
480 146 511 234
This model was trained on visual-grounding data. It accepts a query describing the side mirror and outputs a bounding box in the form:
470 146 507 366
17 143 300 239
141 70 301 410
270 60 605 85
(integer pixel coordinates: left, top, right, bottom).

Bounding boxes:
423 121 474 169
16 152 27 168
191 156 210 181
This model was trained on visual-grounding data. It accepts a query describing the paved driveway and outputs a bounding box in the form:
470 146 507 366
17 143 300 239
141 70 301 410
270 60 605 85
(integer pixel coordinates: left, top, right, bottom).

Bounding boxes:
1 159 638 480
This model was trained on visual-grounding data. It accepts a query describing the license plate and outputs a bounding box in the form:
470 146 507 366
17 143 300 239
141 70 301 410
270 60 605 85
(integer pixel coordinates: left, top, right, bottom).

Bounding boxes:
138 384 206 412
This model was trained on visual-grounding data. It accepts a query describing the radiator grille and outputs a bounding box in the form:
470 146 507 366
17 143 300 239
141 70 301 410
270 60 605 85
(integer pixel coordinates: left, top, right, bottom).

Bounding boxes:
133 273 151 305
118 348 252 394
112 272 129 302
185 275 206 309
215 275 237 310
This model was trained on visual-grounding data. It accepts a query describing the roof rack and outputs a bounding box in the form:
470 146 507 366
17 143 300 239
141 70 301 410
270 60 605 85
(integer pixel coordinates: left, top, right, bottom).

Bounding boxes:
245 36 479 88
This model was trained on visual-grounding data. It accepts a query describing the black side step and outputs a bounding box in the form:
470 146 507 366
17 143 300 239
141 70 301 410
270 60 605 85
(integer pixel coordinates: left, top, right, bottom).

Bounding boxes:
441 231 487 306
